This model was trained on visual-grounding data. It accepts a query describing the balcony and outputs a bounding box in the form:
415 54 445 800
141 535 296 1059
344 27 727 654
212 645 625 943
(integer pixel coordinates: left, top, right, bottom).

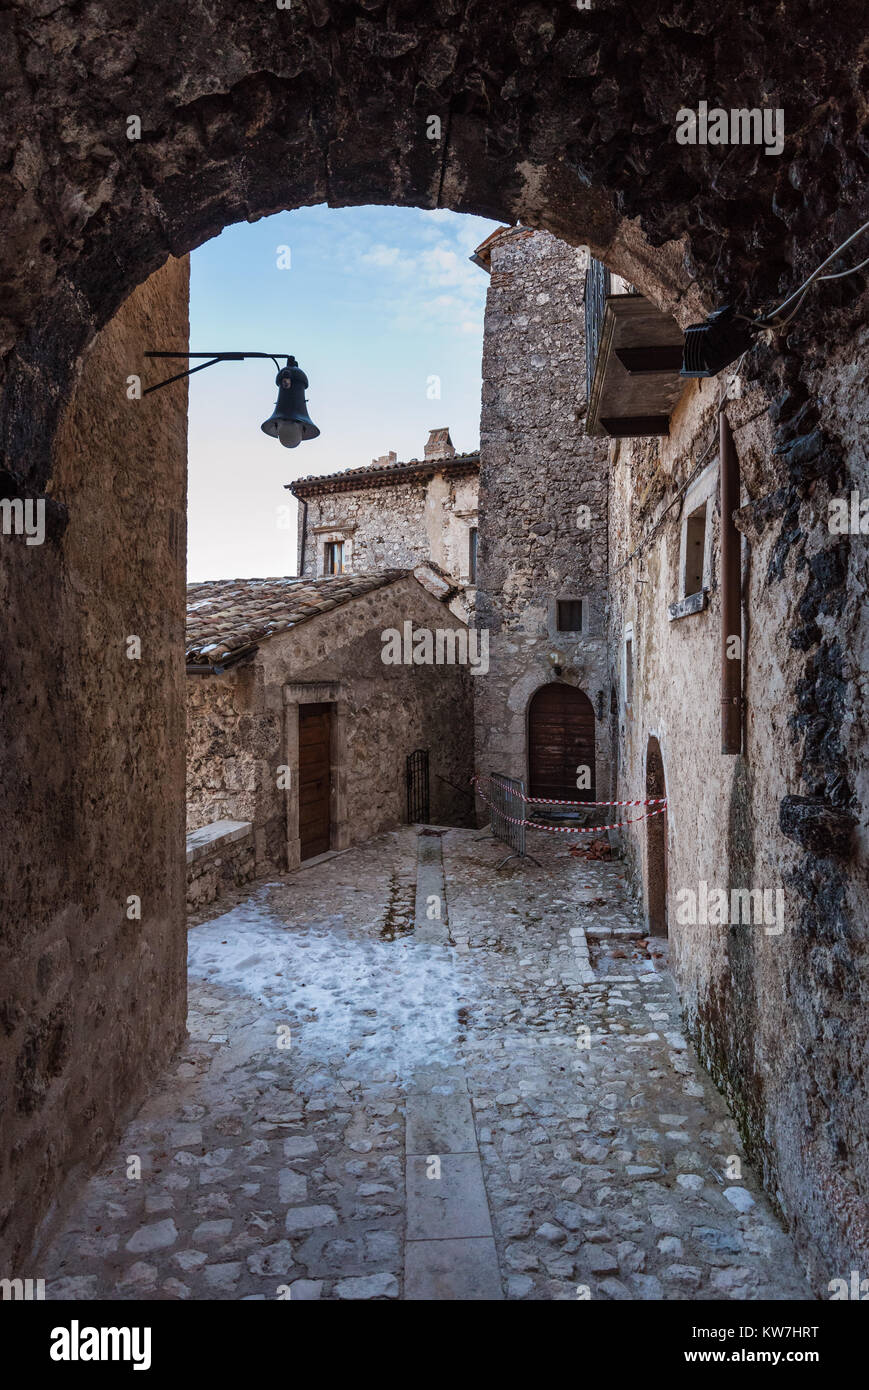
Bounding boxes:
584 257 686 438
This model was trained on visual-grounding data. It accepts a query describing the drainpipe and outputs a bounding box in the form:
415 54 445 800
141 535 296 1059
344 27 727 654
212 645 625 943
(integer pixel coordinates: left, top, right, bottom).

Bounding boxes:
719 405 743 754
298 498 308 577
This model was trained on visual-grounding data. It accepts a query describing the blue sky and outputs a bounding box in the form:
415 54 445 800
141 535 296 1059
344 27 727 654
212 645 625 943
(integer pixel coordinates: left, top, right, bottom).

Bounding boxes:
186 205 502 580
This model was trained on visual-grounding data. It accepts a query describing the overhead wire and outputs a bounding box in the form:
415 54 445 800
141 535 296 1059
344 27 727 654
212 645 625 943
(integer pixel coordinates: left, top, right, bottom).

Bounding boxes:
601 219 869 577
755 218 869 326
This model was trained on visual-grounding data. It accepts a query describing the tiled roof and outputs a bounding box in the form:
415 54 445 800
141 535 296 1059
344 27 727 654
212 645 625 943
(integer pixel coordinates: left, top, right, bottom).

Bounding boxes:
288 451 480 498
469 224 531 271
186 570 406 665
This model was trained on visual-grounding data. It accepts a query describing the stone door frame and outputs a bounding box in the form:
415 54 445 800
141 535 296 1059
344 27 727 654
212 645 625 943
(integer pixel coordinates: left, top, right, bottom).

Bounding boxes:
283 681 349 870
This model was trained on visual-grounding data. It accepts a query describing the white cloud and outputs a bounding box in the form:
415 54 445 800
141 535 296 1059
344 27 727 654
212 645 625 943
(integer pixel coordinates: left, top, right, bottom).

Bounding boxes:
355 213 495 336
359 243 404 269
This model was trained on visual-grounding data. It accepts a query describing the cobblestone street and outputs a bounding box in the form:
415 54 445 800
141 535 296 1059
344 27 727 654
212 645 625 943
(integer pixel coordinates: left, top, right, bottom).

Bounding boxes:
42 828 812 1301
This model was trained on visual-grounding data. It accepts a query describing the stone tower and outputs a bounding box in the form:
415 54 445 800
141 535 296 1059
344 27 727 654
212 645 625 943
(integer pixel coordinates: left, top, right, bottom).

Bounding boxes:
473 228 612 805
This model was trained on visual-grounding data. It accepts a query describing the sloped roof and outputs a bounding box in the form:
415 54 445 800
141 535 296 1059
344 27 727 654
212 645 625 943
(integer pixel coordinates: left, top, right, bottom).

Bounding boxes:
186 570 405 665
288 451 479 498
469 224 532 271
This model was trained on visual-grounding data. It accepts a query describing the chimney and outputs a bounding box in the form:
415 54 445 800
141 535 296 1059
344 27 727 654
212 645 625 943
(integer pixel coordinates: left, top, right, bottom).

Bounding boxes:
424 428 456 462
371 450 397 468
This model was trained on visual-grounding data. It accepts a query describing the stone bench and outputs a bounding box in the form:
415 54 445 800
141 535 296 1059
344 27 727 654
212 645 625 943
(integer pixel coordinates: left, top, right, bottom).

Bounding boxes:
186 819 255 911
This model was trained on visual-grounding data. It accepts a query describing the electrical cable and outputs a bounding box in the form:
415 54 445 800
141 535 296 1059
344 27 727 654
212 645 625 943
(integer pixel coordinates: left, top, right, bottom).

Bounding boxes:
816 253 869 283
596 219 869 576
756 218 869 326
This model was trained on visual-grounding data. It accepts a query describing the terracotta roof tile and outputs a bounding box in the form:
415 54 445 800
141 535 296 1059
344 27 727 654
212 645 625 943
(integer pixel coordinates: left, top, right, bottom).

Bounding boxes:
186 570 405 665
288 450 480 497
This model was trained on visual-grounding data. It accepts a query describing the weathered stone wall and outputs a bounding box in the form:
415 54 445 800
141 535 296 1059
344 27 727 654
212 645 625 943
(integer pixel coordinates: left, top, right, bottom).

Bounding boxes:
186 663 283 868
607 315 869 1292
298 467 479 611
301 479 426 577
474 230 612 801
185 575 476 875
186 821 255 911
0 258 189 1269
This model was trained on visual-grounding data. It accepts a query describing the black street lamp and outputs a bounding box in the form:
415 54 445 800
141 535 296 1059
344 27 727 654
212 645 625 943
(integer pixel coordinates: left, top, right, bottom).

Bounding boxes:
144 351 320 448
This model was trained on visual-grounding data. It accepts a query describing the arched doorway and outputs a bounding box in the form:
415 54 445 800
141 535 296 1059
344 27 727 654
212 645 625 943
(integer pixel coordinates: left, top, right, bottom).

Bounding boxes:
528 683 596 803
645 736 668 937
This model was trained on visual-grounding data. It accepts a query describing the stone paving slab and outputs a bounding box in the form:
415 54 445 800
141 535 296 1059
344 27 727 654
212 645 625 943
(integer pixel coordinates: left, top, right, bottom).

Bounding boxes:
406 1065 469 1094
405 1088 477 1156
406 1153 493 1241
414 831 450 945
405 1237 503 1300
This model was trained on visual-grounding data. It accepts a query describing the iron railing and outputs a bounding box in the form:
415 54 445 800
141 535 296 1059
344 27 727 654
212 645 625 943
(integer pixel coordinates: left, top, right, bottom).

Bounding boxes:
488 772 540 868
585 256 611 404
584 256 641 402
406 748 430 823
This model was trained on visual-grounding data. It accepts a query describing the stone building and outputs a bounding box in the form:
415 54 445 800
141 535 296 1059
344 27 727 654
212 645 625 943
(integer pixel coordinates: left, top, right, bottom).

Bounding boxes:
0 257 191 1267
599 273 869 1293
473 228 612 804
472 225 869 1291
1 0 867 1297
288 428 479 620
185 569 475 889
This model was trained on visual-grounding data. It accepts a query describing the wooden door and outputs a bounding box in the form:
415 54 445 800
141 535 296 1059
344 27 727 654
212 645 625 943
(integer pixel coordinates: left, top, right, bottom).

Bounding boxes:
646 736 668 936
299 703 331 860
528 684 596 803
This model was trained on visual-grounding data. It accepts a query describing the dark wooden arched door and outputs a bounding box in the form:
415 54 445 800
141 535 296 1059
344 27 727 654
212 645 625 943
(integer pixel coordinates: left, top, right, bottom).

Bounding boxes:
646 736 668 936
528 684 596 803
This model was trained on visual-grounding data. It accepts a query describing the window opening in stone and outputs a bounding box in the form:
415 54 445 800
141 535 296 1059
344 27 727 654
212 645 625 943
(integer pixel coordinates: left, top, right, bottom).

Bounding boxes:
625 634 634 707
683 502 707 597
324 540 345 574
557 599 583 632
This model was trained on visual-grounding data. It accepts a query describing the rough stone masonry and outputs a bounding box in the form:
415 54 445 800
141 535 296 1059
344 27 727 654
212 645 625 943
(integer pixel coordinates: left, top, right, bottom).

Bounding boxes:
38 831 813 1303
0 0 866 1292
474 228 612 795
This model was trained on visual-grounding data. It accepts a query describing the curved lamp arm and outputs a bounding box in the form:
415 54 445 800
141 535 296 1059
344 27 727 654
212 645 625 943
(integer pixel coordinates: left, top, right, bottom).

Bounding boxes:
143 351 293 394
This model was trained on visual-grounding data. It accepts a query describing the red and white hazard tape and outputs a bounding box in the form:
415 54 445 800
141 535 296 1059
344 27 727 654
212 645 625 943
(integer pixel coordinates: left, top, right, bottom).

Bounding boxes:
476 775 666 809
473 777 668 835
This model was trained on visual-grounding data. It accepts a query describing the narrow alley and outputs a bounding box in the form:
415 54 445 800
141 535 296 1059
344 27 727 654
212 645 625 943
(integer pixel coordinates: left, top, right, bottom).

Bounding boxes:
41 829 811 1302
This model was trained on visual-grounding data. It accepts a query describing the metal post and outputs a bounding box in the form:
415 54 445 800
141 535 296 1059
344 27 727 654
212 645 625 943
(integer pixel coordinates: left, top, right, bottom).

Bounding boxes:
489 774 540 869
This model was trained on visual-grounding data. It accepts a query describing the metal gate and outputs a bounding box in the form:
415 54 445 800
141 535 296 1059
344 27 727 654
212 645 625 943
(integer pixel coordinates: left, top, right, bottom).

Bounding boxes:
489 771 539 867
406 748 430 823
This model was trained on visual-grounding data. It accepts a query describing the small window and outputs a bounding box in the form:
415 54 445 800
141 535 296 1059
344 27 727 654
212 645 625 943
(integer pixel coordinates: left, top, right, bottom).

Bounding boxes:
324 540 344 575
557 599 583 632
683 502 707 597
468 527 478 584
625 635 634 706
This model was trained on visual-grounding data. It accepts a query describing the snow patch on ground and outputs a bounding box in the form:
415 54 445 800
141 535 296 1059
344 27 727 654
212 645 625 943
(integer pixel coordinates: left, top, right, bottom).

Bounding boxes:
188 899 465 1079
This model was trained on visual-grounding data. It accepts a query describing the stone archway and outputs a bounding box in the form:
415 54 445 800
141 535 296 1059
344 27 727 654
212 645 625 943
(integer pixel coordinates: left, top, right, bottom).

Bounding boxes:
3 3 867 488
1 2 867 1269
645 735 668 938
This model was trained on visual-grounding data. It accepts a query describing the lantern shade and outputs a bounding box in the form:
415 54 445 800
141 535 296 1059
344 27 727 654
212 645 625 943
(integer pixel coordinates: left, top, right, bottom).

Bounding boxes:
681 306 755 378
261 359 319 446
